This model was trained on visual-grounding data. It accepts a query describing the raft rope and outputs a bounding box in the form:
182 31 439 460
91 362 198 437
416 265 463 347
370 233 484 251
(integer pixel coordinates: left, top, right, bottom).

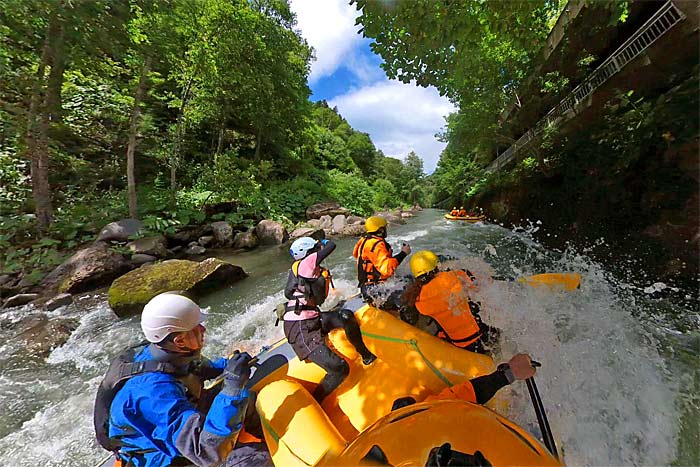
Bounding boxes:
260 416 314 466
359 331 454 387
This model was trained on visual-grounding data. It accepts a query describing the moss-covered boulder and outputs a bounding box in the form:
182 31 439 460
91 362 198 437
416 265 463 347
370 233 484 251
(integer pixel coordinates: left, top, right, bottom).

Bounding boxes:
108 258 247 317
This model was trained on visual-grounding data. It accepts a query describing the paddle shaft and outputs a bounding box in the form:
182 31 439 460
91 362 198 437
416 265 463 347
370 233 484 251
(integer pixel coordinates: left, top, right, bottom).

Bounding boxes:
525 377 559 459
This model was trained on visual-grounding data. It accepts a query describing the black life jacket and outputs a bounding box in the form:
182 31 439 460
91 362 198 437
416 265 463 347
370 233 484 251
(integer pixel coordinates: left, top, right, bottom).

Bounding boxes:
284 260 332 315
356 236 391 286
93 343 215 453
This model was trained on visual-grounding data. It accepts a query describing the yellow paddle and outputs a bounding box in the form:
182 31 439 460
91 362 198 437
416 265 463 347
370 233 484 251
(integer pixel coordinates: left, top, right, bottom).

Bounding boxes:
505 272 581 291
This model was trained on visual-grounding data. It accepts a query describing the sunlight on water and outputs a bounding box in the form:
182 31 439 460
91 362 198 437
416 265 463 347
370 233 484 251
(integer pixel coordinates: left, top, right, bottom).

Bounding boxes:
0 209 695 467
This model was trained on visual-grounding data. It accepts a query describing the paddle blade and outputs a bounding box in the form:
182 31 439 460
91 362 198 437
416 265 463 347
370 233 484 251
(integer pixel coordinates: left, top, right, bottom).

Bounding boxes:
517 273 581 291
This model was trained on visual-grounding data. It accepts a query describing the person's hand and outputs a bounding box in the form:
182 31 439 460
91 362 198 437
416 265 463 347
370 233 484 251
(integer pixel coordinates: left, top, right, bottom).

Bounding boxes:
320 239 329 245
508 353 536 380
401 243 411 255
223 351 253 392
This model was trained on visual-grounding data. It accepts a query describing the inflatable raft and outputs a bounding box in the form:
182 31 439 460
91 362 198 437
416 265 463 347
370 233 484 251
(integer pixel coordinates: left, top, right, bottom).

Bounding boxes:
444 213 487 222
246 298 562 466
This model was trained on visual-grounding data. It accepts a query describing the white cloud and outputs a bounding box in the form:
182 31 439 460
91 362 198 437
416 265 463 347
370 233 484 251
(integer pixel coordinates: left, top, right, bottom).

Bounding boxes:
290 0 365 83
329 80 456 173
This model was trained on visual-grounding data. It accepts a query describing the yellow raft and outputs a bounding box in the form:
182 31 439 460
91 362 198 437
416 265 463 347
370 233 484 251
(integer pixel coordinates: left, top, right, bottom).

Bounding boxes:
444 213 487 222
247 298 562 467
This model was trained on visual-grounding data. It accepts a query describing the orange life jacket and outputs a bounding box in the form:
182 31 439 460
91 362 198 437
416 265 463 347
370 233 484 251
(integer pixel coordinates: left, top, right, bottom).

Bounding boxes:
450 209 459 216
415 270 482 348
457 209 467 217
353 236 399 286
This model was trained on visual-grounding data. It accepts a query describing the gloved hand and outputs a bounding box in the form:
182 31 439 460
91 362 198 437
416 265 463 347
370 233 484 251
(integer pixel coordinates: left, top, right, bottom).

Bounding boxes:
222 351 253 395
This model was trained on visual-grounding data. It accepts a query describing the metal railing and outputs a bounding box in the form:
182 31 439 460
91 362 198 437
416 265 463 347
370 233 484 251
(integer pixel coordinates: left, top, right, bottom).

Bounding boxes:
486 0 685 173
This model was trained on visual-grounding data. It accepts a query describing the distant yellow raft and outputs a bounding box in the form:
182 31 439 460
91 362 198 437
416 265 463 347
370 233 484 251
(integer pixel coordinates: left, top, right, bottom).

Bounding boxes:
249 299 562 467
444 213 487 222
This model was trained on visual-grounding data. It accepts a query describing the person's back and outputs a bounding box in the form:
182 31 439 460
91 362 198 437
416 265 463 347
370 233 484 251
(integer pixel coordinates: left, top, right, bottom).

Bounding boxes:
450 207 459 216
457 207 467 217
414 270 482 349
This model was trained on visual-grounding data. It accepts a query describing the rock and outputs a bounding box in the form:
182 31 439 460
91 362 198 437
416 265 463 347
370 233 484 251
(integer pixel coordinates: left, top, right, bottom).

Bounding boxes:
210 221 234 247
169 246 183 254
96 219 143 243
255 220 289 245
17 276 38 289
318 215 332 229
14 314 79 358
166 225 212 246
127 235 168 258
131 254 157 265
233 231 259 249
198 235 214 247
331 214 347 233
290 228 325 242
185 245 206 256
401 212 414 218
41 242 131 295
347 215 365 225
307 219 322 228
340 224 366 237
45 293 73 311
3 293 39 309
374 211 404 225
306 202 351 220
108 258 247 317
0 274 12 287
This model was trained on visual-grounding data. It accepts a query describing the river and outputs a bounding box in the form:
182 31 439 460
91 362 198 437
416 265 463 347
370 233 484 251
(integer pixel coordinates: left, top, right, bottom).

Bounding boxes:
0 209 697 467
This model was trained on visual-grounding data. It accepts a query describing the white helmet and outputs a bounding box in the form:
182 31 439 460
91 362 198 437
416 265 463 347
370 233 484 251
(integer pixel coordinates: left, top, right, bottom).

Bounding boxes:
290 237 317 260
141 293 207 343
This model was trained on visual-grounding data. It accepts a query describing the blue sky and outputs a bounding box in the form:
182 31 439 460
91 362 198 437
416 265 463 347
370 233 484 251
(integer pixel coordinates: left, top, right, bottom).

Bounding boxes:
289 0 455 173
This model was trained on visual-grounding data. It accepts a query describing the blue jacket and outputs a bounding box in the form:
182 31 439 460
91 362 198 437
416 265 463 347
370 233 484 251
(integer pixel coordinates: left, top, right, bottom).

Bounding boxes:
109 345 248 467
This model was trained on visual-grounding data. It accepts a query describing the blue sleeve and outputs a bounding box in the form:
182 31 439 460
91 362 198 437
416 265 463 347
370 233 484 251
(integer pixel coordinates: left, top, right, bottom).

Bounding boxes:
209 357 227 371
141 378 248 466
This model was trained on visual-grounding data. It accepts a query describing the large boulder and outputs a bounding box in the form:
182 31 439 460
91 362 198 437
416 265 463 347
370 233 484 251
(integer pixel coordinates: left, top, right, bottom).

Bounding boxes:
108 258 247 317
41 242 131 295
331 214 347 234
2 293 39 309
127 235 168 258
306 202 351 220
96 219 143 243
210 221 234 247
166 225 212 247
340 224 366 237
44 293 73 311
318 215 332 229
255 220 289 245
233 231 259 249
347 215 365 225
290 228 325 242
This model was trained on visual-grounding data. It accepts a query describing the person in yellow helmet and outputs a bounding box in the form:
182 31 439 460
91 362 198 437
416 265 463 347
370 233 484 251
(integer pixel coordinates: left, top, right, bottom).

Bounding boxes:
353 215 411 304
450 206 459 216
457 206 468 217
401 250 499 354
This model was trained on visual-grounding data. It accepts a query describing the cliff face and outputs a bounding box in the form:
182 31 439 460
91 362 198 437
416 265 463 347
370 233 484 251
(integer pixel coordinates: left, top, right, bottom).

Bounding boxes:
473 73 699 287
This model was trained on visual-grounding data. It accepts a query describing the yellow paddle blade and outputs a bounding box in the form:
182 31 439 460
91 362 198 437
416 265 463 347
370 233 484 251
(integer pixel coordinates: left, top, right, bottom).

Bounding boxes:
517 273 581 291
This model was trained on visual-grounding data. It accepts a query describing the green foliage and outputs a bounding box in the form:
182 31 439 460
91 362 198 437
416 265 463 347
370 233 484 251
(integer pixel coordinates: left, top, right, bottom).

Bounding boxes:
326 170 375 216
372 179 399 209
0 149 30 213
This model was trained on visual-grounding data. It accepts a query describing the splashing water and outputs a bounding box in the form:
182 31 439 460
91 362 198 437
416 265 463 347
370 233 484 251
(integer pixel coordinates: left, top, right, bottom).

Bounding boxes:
0 209 696 467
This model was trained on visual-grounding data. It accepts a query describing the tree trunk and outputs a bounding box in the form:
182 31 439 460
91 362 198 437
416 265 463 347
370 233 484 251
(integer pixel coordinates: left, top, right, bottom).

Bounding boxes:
254 127 262 162
126 56 151 219
27 10 64 233
215 123 224 160
171 77 193 198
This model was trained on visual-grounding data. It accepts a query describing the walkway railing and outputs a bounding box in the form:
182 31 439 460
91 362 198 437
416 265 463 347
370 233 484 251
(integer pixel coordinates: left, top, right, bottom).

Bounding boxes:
486 0 686 173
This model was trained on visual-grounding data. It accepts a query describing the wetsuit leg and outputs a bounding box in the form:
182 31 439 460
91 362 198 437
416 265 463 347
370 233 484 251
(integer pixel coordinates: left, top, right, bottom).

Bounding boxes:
321 310 376 364
306 344 349 401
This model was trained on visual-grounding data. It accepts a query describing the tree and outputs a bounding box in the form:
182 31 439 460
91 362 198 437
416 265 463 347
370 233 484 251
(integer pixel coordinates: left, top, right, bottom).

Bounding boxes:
346 131 377 177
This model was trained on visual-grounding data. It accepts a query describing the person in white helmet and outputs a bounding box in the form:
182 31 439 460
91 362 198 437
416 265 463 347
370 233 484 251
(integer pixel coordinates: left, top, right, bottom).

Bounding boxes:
94 292 269 467
283 236 376 402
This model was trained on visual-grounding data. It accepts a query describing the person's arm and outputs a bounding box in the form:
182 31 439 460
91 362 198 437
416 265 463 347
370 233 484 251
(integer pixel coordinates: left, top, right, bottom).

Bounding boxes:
141 377 248 467
314 239 336 264
373 242 401 278
284 270 298 300
428 354 536 405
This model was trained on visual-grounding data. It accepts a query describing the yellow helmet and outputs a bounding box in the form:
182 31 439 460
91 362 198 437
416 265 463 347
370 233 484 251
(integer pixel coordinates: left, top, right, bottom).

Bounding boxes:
365 216 388 233
410 250 439 278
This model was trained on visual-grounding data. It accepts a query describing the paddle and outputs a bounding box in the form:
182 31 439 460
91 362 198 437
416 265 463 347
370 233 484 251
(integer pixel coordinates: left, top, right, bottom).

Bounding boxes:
494 272 581 291
526 361 559 459
436 255 581 290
